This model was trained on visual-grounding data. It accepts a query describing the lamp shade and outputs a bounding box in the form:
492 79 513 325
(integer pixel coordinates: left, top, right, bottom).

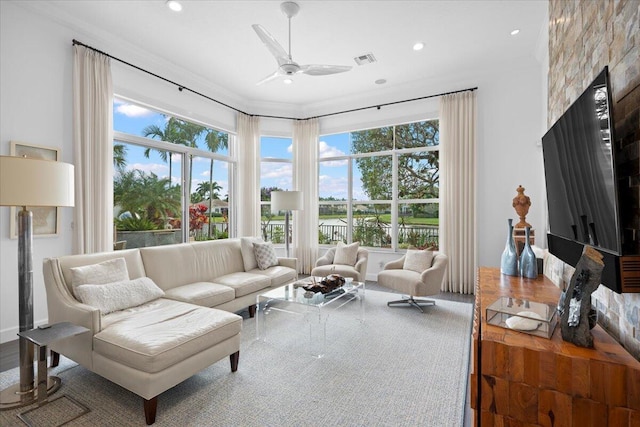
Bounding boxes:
271 190 302 213
0 156 74 207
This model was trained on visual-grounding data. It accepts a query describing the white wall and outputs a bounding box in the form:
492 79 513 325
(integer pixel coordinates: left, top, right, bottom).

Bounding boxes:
0 1 547 342
1 2 76 343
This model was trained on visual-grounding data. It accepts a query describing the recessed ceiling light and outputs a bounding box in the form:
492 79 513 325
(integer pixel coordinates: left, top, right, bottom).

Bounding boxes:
375 79 387 85
283 78 293 84
166 1 182 12
413 42 424 51
510 29 520 36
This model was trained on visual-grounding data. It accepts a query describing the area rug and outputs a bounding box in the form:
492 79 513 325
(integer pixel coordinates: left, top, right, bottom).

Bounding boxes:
1 290 473 426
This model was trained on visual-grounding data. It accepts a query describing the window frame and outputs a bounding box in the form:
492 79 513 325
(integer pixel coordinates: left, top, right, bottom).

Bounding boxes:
318 120 440 251
112 102 236 245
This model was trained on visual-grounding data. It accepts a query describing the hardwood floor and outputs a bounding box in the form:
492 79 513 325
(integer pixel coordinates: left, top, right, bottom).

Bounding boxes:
0 338 19 373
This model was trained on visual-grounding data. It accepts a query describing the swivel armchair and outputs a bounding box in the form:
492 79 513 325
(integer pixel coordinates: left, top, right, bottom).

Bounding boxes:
377 251 448 312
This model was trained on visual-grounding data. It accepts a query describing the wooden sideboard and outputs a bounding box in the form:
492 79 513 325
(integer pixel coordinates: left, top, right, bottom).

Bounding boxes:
471 267 640 426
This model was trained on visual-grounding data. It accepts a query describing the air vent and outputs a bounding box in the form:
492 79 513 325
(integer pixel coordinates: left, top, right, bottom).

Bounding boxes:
354 53 376 66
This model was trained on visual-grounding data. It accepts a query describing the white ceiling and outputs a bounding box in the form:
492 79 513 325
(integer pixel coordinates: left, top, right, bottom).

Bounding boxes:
23 0 548 116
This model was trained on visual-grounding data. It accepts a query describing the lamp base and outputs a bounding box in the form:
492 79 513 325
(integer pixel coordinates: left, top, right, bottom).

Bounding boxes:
0 376 61 410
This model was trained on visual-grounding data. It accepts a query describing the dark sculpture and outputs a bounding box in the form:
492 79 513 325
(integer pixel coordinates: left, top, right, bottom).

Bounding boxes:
295 274 346 294
559 246 604 348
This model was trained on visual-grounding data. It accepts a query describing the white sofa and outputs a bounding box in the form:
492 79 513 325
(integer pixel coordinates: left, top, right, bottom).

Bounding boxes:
42 238 297 424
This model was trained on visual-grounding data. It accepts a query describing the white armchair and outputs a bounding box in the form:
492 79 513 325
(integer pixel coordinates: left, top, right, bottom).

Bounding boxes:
377 251 448 312
311 244 368 282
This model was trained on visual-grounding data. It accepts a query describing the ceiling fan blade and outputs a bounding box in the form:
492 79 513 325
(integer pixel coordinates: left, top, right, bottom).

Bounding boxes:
252 24 289 67
256 70 283 86
299 64 352 76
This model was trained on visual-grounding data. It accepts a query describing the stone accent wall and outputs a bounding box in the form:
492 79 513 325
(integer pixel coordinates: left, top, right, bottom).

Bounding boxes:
548 0 639 360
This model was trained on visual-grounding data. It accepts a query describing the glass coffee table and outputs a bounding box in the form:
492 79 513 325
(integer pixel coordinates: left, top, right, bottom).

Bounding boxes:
256 278 365 358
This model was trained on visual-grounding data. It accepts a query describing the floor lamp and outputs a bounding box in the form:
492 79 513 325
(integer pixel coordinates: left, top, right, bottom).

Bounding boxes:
0 155 74 410
271 191 302 258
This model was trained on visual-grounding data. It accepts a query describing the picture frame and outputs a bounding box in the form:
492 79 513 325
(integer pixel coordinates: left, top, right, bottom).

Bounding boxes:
9 141 61 238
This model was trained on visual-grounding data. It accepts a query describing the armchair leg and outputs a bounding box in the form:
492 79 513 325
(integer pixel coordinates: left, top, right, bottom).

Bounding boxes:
387 296 436 313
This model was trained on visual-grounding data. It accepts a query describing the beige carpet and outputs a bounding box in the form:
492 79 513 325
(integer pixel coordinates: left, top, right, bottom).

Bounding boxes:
1 290 472 426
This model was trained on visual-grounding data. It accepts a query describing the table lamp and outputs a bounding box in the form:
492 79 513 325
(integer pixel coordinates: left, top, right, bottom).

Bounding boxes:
0 155 74 409
271 191 302 257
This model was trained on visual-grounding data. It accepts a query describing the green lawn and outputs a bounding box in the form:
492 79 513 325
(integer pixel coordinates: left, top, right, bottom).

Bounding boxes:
250 214 438 226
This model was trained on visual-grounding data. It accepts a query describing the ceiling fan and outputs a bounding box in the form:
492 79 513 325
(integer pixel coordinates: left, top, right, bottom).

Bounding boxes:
252 1 352 85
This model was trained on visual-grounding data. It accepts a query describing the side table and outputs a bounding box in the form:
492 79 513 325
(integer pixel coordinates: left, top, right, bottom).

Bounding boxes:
19 322 89 405
0 322 88 413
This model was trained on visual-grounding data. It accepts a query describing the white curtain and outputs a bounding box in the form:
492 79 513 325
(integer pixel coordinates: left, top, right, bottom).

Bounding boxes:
439 91 477 294
293 118 319 273
72 45 113 254
236 113 261 237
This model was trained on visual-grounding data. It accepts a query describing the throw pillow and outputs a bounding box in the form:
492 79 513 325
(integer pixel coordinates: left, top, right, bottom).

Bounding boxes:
240 237 262 271
403 250 434 273
75 277 165 315
253 241 278 270
70 258 129 298
334 241 359 266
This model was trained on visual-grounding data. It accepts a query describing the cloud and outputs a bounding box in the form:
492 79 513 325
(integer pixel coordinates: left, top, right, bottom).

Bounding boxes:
128 162 168 176
261 162 292 179
318 174 366 201
318 140 348 166
319 140 346 157
115 103 154 118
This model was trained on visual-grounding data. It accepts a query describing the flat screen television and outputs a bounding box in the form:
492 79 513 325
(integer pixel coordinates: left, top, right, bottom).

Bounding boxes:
542 66 624 291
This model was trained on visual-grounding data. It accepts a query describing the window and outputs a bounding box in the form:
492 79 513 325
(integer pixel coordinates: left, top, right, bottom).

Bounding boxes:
113 98 233 248
260 136 293 242
319 120 439 249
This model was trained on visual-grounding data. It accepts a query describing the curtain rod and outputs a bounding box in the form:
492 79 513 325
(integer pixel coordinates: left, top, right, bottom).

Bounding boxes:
73 39 477 121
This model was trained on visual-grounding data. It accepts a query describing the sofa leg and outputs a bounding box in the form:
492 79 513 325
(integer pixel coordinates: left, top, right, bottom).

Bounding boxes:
144 396 158 425
229 351 240 372
248 304 256 318
50 350 60 367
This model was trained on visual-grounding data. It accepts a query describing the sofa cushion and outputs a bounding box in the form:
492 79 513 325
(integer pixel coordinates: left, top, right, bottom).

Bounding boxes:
214 272 272 297
253 241 278 270
250 265 297 286
334 241 359 266
403 250 434 273
163 282 235 307
70 258 129 298
95 299 242 373
240 237 262 271
75 277 164 315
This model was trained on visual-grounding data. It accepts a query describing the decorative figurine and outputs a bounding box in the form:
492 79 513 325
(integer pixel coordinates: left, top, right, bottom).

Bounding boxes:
512 185 532 228
560 245 604 347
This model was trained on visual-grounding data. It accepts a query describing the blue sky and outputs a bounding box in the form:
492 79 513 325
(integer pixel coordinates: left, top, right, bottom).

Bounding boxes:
113 98 364 200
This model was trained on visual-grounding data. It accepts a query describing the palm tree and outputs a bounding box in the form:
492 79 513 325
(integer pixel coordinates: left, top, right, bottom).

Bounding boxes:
114 170 181 228
113 143 127 171
142 117 190 186
203 129 228 237
194 181 222 202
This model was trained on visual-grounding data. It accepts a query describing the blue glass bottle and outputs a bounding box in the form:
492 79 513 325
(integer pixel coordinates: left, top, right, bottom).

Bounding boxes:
500 219 518 276
519 226 538 278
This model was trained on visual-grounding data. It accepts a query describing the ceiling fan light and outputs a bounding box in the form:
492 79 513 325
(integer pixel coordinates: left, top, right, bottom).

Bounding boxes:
510 29 520 35
166 1 182 12
283 78 293 84
413 42 425 51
